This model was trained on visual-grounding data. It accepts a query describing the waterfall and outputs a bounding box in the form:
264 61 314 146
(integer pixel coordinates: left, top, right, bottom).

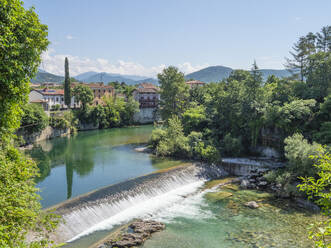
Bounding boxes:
52 164 224 243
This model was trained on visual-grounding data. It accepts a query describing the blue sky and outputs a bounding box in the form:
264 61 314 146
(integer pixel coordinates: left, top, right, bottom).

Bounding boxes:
24 0 331 77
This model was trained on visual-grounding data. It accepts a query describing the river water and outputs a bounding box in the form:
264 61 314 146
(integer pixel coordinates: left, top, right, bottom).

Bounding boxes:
28 125 183 208
27 125 322 247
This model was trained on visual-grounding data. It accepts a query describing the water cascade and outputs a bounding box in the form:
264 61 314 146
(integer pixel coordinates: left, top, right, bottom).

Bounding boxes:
51 164 224 243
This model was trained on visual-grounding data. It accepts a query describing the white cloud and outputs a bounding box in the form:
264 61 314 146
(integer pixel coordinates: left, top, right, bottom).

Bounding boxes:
40 49 208 77
66 34 75 40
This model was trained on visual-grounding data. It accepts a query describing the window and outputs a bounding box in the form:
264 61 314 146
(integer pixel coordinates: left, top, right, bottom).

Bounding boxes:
56 97 58 102
61 97 64 101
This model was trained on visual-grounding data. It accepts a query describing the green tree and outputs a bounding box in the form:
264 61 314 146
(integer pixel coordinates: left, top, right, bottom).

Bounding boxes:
0 0 49 142
73 84 94 110
20 104 49 133
182 104 207 134
0 1 58 246
158 66 189 120
298 152 331 247
284 133 324 177
64 57 71 107
316 25 331 52
286 33 316 81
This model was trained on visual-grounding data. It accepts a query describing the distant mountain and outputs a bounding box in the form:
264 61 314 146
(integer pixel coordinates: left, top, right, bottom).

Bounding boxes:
257 69 292 80
185 66 233 82
135 78 159 85
31 70 64 84
74 71 158 85
185 66 292 83
74 71 98 81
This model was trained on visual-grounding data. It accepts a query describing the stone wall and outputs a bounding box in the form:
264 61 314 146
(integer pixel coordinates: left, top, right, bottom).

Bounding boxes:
133 107 157 124
18 126 70 145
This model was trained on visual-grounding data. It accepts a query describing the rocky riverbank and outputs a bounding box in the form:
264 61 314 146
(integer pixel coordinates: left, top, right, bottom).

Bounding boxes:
92 220 165 248
239 168 320 212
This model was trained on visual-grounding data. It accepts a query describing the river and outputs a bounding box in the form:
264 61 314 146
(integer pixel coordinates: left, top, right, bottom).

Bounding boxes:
27 125 322 248
28 125 183 208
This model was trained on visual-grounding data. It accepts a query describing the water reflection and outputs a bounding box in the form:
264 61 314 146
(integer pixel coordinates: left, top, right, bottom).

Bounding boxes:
26 126 183 208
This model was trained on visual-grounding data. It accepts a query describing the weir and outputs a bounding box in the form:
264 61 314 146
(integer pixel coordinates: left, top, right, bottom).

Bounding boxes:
50 163 224 243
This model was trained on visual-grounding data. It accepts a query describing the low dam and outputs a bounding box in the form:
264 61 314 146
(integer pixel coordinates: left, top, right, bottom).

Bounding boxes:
50 163 224 243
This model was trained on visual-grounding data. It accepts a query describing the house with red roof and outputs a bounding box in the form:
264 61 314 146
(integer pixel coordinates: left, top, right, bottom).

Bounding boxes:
132 83 160 123
29 88 79 110
185 80 205 88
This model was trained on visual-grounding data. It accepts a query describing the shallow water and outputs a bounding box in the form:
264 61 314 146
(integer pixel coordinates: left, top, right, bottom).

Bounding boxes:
66 181 322 248
142 185 320 248
27 125 183 208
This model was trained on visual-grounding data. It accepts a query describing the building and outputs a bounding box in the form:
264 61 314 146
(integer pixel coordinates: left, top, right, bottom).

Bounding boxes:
185 80 205 88
29 88 79 110
71 82 115 106
132 83 160 123
133 83 160 108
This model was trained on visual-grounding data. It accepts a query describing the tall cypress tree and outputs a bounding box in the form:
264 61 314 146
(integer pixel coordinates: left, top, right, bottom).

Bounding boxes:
64 57 71 107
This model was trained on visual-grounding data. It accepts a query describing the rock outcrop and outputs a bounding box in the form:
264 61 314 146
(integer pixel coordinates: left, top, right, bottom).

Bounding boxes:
97 220 165 248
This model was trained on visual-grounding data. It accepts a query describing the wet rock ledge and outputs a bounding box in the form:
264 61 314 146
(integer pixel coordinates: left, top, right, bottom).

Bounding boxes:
95 220 165 248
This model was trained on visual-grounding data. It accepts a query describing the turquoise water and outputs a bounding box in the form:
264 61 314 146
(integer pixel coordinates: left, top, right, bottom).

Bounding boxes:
65 181 321 248
27 126 322 247
27 125 183 208
141 186 319 248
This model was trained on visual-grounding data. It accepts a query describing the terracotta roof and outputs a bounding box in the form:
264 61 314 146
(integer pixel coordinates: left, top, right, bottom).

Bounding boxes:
136 88 159 93
186 80 205 85
88 83 113 89
139 82 157 88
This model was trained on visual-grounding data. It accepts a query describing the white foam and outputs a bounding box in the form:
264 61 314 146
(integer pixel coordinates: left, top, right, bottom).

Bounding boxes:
67 180 206 242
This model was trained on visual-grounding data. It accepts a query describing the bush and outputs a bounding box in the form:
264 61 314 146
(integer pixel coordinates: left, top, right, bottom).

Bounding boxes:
284 133 324 177
155 116 190 158
264 170 278 183
298 152 331 247
150 128 166 149
49 110 77 132
51 104 60 111
198 144 220 164
20 103 48 133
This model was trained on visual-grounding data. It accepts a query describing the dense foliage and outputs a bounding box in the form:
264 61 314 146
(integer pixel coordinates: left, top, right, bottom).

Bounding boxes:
20 104 49 133
0 0 58 246
0 0 49 142
74 95 139 128
152 26 331 160
72 84 94 110
150 26 331 246
49 110 77 132
298 152 331 247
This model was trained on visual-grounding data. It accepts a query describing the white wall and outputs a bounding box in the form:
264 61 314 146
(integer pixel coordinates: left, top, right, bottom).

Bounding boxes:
29 90 44 102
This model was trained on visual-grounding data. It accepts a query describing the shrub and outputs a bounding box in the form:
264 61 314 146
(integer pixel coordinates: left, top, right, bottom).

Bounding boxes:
150 128 166 149
284 133 324 177
264 170 278 183
49 110 77 132
298 152 331 247
155 116 190 158
20 103 48 133
198 144 220 164
51 104 60 111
